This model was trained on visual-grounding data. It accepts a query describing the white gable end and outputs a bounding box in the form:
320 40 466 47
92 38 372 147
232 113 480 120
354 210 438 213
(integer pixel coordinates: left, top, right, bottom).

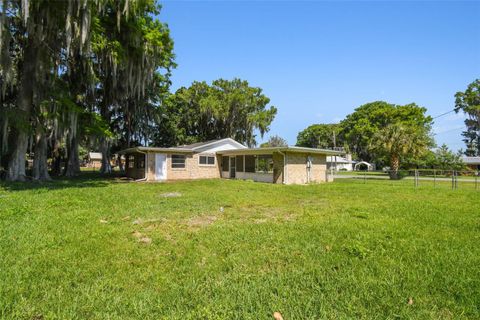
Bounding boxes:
195 139 246 153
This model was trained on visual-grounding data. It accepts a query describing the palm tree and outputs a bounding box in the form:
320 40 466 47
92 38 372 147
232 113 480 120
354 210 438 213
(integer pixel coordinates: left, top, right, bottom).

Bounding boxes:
370 124 432 179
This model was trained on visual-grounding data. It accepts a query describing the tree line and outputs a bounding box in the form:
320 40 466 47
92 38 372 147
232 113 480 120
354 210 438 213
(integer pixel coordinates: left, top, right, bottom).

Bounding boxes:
0 1 277 182
295 80 479 178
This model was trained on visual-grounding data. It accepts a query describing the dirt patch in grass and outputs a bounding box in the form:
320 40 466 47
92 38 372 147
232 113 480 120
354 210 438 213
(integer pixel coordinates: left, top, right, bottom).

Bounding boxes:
160 192 182 198
237 206 297 224
131 230 152 244
132 217 166 225
186 215 217 229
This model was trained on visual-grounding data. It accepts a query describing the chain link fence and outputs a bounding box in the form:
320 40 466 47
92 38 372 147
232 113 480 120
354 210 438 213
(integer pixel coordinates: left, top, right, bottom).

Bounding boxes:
333 169 480 190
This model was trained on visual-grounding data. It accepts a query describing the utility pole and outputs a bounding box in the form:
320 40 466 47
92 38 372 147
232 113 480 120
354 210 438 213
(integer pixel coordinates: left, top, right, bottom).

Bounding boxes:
333 130 337 173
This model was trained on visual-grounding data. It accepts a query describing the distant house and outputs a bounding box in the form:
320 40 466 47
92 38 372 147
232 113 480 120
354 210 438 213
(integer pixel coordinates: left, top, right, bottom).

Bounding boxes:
119 138 343 184
86 152 102 168
327 154 354 171
463 156 480 170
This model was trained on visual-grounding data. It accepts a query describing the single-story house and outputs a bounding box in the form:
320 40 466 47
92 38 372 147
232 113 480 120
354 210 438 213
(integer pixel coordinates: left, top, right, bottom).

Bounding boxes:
118 138 343 184
86 152 102 168
463 156 480 170
327 154 354 171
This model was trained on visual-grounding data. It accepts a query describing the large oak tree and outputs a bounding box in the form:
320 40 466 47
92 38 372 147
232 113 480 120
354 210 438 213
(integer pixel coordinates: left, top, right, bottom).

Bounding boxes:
153 79 277 147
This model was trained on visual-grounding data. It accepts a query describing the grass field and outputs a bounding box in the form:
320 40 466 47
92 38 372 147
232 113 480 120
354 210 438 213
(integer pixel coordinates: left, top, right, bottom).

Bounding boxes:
1 174 479 319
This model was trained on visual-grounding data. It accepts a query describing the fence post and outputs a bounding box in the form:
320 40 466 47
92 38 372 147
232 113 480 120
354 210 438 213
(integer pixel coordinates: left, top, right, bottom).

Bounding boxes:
451 170 458 190
433 169 436 188
363 170 366 184
414 169 418 188
475 172 478 190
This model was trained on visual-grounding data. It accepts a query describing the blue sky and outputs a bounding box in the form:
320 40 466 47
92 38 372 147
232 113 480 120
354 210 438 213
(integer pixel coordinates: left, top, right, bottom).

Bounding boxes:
159 1 480 151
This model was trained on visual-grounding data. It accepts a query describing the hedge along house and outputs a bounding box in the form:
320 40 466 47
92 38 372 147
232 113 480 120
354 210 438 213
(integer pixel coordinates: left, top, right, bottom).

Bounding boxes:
119 138 342 184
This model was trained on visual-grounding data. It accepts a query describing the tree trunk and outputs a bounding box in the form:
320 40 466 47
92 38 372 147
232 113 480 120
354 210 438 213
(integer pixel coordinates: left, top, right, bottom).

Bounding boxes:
389 154 400 180
117 153 124 172
32 130 51 181
100 138 112 174
64 135 81 177
6 43 37 181
7 131 29 181
50 139 63 176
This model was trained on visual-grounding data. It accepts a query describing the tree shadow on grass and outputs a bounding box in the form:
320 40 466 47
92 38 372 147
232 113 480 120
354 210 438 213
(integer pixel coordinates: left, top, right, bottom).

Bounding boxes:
0 172 127 192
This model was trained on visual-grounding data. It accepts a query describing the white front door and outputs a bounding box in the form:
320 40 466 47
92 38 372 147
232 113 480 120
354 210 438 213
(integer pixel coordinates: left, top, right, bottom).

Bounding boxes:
155 154 167 180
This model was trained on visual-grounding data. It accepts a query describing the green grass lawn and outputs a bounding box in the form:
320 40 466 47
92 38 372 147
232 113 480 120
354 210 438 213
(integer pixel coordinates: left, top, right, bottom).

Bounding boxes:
1 174 479 319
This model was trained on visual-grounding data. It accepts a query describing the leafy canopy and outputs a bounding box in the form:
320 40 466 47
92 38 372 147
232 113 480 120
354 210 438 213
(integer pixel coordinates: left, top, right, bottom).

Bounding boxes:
370 123 433 178
340 101 433 163
455 79 480 156
296 124 342 149
260 135 288 148
153 79 277 147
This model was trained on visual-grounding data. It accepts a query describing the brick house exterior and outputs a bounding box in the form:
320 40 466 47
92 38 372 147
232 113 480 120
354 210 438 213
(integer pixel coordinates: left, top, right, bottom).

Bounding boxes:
120 138 342 184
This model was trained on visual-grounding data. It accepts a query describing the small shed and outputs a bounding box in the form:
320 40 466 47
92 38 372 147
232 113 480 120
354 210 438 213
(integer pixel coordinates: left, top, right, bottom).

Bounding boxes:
86 152 102 168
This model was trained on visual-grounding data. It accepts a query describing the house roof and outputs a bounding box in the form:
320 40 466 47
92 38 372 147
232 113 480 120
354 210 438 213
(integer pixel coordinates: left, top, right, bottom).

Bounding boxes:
118 147 194 154
118 138 247 155
217 146 344 156
88 152 102 160
174 138 247 151
463 156 480 165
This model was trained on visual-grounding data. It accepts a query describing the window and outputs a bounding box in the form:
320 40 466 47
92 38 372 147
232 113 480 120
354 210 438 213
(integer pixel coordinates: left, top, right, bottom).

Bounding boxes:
244 155 255 173
222 156 229 171
128 155 135 168
256 155 273 173
236 155 244 172
171 154 186 168
199 155 215 166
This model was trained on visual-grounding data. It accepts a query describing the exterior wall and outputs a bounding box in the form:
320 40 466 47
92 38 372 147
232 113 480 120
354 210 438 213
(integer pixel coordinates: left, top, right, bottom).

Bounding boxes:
285 152 328 184
126 149 331 184
146 153 156 181
310 153 328 183
272 152 284 183
165 153 221 181
86 160 102 168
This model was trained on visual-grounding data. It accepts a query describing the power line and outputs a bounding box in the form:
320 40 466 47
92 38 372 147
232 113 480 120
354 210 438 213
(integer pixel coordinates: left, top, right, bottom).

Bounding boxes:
432 109 457 119
433 126 465 135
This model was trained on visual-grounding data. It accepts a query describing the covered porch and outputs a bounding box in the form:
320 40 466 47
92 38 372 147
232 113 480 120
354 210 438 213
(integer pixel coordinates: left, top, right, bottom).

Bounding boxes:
219 151 283 183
